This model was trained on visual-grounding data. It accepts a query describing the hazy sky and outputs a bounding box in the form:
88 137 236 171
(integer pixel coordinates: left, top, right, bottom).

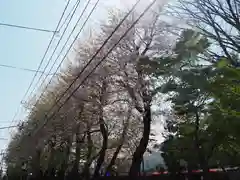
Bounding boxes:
0 0 162 158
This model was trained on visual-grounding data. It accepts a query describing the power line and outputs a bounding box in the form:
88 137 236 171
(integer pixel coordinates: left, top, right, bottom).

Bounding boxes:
30 0 98 108
20 0 72 103
0 63 56 75
10 0 96 143
0 22 58 33
49 0 156 123
8 110 20 136
32 0 148 136
58 0 80 32
0 125 18 130
8 0 72 132
41 0 141 115
9 0 93 138
27 0 82 102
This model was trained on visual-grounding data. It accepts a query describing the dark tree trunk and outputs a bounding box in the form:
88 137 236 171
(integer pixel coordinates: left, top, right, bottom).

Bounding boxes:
82 126 94 180
92 81 108 179
72 135 86 178
46 135 57 177
105 113 129 176
129 104 151 176
71 104 85 176
105 143 123 176
92 118 108 178
58 138 72 180
72 124 81 175
31 148 42 179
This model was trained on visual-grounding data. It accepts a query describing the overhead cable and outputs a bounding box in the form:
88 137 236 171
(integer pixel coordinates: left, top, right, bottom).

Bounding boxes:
27 0 83 102
20 0 71 103
58 0 81 32
0 125 19 130
41 0 142 116
30 0 98 108
8 0 72 132
0 63 55 75
46 0 157 123
0 22 58 33
32 0 149 136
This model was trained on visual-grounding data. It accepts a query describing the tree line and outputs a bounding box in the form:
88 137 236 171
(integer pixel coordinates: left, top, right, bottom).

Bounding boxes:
4 0 240 180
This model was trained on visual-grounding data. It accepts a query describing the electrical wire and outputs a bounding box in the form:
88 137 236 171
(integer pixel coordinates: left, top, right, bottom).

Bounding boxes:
22 0 71 100
8 0 72 132
20 0 72 103
0 125 19 130
58 0 80 32
0 22 58 33
9 0 95 138
0 63 55 75
32 0 152 136
26 0 82 103
29 0 98 108
40 0 142 116
48 0 156 124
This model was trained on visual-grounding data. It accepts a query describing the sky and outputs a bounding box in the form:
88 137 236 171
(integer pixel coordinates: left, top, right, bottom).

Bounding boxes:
0 0 68 152
0 0 162 161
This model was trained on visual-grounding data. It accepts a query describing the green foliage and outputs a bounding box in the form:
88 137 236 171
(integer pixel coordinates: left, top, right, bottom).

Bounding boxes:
210 58 240 118
148 29 240 172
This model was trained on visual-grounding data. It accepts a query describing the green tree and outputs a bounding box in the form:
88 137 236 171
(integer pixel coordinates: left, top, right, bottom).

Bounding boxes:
140 28 239 180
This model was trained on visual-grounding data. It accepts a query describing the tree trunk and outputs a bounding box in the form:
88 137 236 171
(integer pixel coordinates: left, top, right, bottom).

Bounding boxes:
105 112 129 175
58 137 71 179
72 130 86 177
194 111 209 180
82 127 93 180
92 81 108 179
31 148 42 178
129 104 151 176
105 141 123 176
71 104 85 176
46 135 57 177
92 118 108 178
72 124 81 174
